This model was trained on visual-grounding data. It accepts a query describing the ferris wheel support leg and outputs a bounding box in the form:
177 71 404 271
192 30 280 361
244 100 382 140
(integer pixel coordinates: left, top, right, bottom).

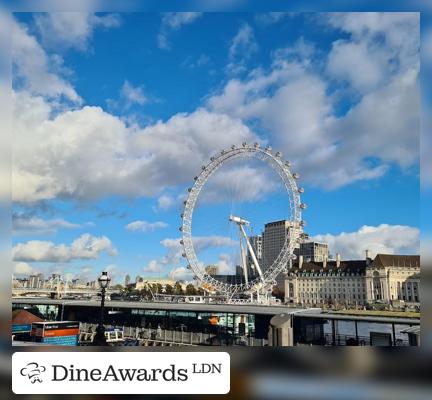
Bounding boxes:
240 224 265 284
239 230 248 284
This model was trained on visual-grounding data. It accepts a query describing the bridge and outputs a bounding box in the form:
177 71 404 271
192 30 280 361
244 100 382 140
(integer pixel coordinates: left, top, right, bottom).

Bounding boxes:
12 287 120 297
12 297 420 346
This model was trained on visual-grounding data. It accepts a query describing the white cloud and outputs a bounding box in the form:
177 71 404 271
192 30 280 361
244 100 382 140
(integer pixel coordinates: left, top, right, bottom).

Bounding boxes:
13 233 117 263
159 236 237 268
313 224 420 260
198 164 279 204
229 23 257 59
125 220 168 232
12 213 81 235
227 23 258 74
13 91 256 202
208 12 419 189
12 19 81 102
214 253 235 274
158 12 202 50
120 80 148 108
12 12 420 204
34 12 121 52
168 266 194 282
327 40 387 93
155 194 176 211
326 13 419 95
13 261 34 275
143 260 162 273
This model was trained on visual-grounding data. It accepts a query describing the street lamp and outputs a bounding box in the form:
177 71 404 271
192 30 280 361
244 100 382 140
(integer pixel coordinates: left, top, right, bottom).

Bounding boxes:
93 271 111 345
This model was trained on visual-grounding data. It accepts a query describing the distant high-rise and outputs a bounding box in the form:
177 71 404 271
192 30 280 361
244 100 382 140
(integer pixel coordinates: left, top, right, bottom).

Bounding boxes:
262 220 302 271
29 274 43 289
125 274 131 286
261 220 303 289
295 241 329 263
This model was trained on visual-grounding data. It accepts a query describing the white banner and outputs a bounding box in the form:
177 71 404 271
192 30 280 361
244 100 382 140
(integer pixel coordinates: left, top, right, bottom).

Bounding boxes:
13 352 230 394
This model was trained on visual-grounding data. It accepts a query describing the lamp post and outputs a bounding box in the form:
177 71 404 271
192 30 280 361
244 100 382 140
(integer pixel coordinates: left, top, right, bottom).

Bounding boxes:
93 271 111 345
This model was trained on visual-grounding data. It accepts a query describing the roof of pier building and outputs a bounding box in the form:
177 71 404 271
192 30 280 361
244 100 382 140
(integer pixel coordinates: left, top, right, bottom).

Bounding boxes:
288 260 366 276
371 254 420 269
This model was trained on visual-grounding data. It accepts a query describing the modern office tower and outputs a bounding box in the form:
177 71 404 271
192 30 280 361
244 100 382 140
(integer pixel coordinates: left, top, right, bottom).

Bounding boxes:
295 241 329 262
262 220 302 271
125 274 131 286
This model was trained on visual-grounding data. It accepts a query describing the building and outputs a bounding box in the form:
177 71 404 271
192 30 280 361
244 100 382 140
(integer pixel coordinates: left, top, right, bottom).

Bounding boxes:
262 220 302 270
135 278 187 292
262 220 303 290
29 274 43 289
284 253 420 308
285 254 367 307
365 254 420 305
124 274 131 287
205 265 218 276
295 241 329 263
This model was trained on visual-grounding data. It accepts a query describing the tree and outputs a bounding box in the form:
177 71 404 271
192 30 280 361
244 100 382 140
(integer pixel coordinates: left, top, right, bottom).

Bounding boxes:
174 282 184 295
185 284 196 295
165 284 174 295
112 284 123 290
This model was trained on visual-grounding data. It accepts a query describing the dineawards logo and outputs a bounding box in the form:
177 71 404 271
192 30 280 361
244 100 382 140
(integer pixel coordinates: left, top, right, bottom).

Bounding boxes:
13 352 230 394
51 363 189 382
20 362 47 383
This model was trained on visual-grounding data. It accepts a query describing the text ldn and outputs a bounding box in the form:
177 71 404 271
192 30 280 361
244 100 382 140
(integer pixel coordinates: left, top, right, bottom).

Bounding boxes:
192 363 222 374
52 364 188 382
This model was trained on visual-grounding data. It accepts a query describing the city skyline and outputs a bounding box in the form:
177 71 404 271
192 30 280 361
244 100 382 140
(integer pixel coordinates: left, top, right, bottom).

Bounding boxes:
11 12 420 285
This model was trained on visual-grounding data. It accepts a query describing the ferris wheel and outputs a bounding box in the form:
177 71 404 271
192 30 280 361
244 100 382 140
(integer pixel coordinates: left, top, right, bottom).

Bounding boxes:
180 142 306 296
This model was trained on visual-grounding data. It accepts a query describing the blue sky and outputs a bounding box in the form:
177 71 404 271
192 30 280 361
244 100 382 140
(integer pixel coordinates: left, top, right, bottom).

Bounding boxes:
10 12 421 283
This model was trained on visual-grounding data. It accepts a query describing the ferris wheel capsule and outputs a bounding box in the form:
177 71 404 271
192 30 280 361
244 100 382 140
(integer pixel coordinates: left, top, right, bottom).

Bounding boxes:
265 145 272 152
285 161 292 167
201 165 206 170
300 203 307 209
194 176 198 181
231 144 236 150
179 226 183 231
299 220 306 227
180 239 184 245
293 172 300 179
182 253 187 258
221 150 226 155
254 142 260 148
298 187 305 193
210 156 215 161
275 151 282 157
242 142 247 147
180 213 184 218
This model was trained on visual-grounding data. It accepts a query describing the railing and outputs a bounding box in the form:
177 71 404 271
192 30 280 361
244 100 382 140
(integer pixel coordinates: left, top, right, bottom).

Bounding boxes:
323 333 410 346
79 323 267 346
